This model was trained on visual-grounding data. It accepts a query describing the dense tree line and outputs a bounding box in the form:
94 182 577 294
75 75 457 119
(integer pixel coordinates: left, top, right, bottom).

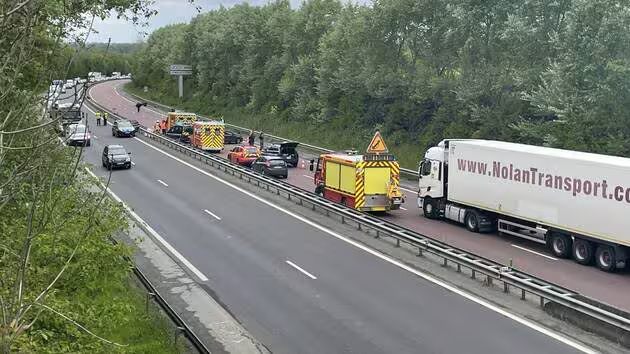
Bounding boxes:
133 0 630 159
63 43 142 79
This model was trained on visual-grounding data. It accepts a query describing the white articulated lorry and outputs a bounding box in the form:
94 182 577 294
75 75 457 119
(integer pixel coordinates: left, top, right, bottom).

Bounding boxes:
417 139 630 272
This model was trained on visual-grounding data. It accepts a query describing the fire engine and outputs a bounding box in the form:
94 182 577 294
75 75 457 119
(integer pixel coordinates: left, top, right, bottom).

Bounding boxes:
311 131 404 212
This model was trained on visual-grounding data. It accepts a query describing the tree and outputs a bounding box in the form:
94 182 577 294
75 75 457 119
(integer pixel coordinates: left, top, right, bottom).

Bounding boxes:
0 0 157 352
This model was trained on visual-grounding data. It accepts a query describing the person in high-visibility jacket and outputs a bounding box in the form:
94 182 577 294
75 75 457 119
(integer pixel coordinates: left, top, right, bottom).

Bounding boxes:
153 120 160 134
160 120 167 134
95 111 101 126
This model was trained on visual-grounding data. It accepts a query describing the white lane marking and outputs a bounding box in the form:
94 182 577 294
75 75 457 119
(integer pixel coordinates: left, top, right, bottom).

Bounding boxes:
203 209 221 221
157 179 168 187
400 206 408 211
302 175 311 178
512 244 558 261
400 186 416 193
84 104 96 115
286 260 317 280
84 167 209 282
133 137 595 354
114 87 136 104
131 161 136 166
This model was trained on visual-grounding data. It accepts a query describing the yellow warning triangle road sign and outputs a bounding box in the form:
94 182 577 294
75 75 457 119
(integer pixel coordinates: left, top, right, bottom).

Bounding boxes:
366 131 389 154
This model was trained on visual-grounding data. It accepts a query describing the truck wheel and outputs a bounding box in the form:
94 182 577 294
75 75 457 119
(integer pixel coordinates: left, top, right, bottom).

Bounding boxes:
422 198 439 219
464 211 480 233
548 233 572 258
595 245 617 272
572 238 594 265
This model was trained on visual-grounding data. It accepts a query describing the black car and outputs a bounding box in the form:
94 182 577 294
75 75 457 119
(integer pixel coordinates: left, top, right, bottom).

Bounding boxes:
262 142 299 167
165 124 193 143
251 156 288 178
129 119 141 132
102 144 132 170
112 120 136 137
224 130 243 144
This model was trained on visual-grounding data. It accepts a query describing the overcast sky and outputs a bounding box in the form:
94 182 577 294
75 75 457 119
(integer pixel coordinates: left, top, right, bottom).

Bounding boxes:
90 0 371 43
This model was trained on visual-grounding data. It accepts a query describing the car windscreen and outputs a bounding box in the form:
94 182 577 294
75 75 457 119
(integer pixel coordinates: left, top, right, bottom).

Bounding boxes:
62 110 81 119
72 126 87 134
109 148 126 155
118 121 133 128
244 147 258 154
269 159 286 166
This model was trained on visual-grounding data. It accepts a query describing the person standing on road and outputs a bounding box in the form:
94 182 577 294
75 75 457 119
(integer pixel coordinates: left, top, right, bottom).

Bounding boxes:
248 130 255 146
136 102 142 113
259 131 264 149
95 111 101 126
160 120 167 134
102 111 108 126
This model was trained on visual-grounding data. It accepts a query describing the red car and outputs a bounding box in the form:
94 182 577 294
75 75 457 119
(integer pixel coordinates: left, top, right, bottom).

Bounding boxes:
228 145 260 166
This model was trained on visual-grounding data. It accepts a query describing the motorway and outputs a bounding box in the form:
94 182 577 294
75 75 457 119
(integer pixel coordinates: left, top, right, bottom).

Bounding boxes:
71 85 597 353
90 80 630 313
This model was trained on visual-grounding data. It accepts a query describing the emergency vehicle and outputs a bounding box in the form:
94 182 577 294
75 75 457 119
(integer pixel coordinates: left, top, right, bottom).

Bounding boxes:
311 131 404 212
165 112 196 130
191 120 225 152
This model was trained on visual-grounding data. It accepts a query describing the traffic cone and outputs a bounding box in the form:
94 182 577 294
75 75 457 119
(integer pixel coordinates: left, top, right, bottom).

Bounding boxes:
300 159 306 169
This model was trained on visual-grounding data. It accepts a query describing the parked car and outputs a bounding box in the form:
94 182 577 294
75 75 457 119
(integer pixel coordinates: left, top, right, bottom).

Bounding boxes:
112 120 136 137
262 142 299 167
227 145 260 166
252 156 288 178
129 120 141 132
165 123 193 143
66 124 91 146
102 144 131 170
224 130 243 144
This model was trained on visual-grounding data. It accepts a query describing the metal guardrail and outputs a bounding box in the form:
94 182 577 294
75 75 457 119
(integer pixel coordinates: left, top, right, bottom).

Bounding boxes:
123 88 420 179
89 82 630 340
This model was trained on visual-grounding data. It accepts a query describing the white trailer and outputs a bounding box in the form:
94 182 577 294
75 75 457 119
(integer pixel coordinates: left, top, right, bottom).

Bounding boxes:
418 139 630 272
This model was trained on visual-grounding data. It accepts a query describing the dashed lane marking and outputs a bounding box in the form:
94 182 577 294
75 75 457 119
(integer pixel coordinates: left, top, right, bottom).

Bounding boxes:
286 260 317 280
512 244 558 261
157 179 168 187
203 209 222 221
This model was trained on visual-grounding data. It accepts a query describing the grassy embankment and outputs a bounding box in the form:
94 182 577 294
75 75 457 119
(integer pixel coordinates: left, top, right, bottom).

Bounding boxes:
125 83 421 169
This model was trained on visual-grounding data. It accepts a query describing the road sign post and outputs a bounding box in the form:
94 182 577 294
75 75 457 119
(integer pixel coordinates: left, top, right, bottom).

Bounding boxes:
169 64 192 98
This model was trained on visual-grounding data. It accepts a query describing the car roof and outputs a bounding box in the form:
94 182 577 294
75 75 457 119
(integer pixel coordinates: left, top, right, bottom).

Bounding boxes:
107 144 124 149
262 155 283 160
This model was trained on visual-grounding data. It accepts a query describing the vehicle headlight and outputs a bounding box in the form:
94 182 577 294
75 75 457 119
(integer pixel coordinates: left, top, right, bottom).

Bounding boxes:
125 156 131 162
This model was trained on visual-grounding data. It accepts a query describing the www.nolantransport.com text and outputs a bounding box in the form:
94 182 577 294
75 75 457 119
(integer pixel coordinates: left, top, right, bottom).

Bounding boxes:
457 159 630 203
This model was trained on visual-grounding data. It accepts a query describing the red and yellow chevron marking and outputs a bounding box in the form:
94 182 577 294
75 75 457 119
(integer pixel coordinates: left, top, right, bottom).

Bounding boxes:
198 125 224 151
355 161 366 209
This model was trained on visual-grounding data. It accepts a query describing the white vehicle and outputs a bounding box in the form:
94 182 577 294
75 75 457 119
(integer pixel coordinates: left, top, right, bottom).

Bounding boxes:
88 72 102 82
65 124 91 147
112 71 121 78
418 139 630 272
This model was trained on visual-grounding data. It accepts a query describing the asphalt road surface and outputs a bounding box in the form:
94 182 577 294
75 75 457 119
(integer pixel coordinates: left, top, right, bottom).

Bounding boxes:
65 98 596 354
87 79 630 313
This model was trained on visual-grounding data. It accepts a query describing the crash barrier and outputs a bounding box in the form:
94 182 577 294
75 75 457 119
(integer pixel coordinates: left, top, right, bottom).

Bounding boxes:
123 88 420 179
88 87 630 348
